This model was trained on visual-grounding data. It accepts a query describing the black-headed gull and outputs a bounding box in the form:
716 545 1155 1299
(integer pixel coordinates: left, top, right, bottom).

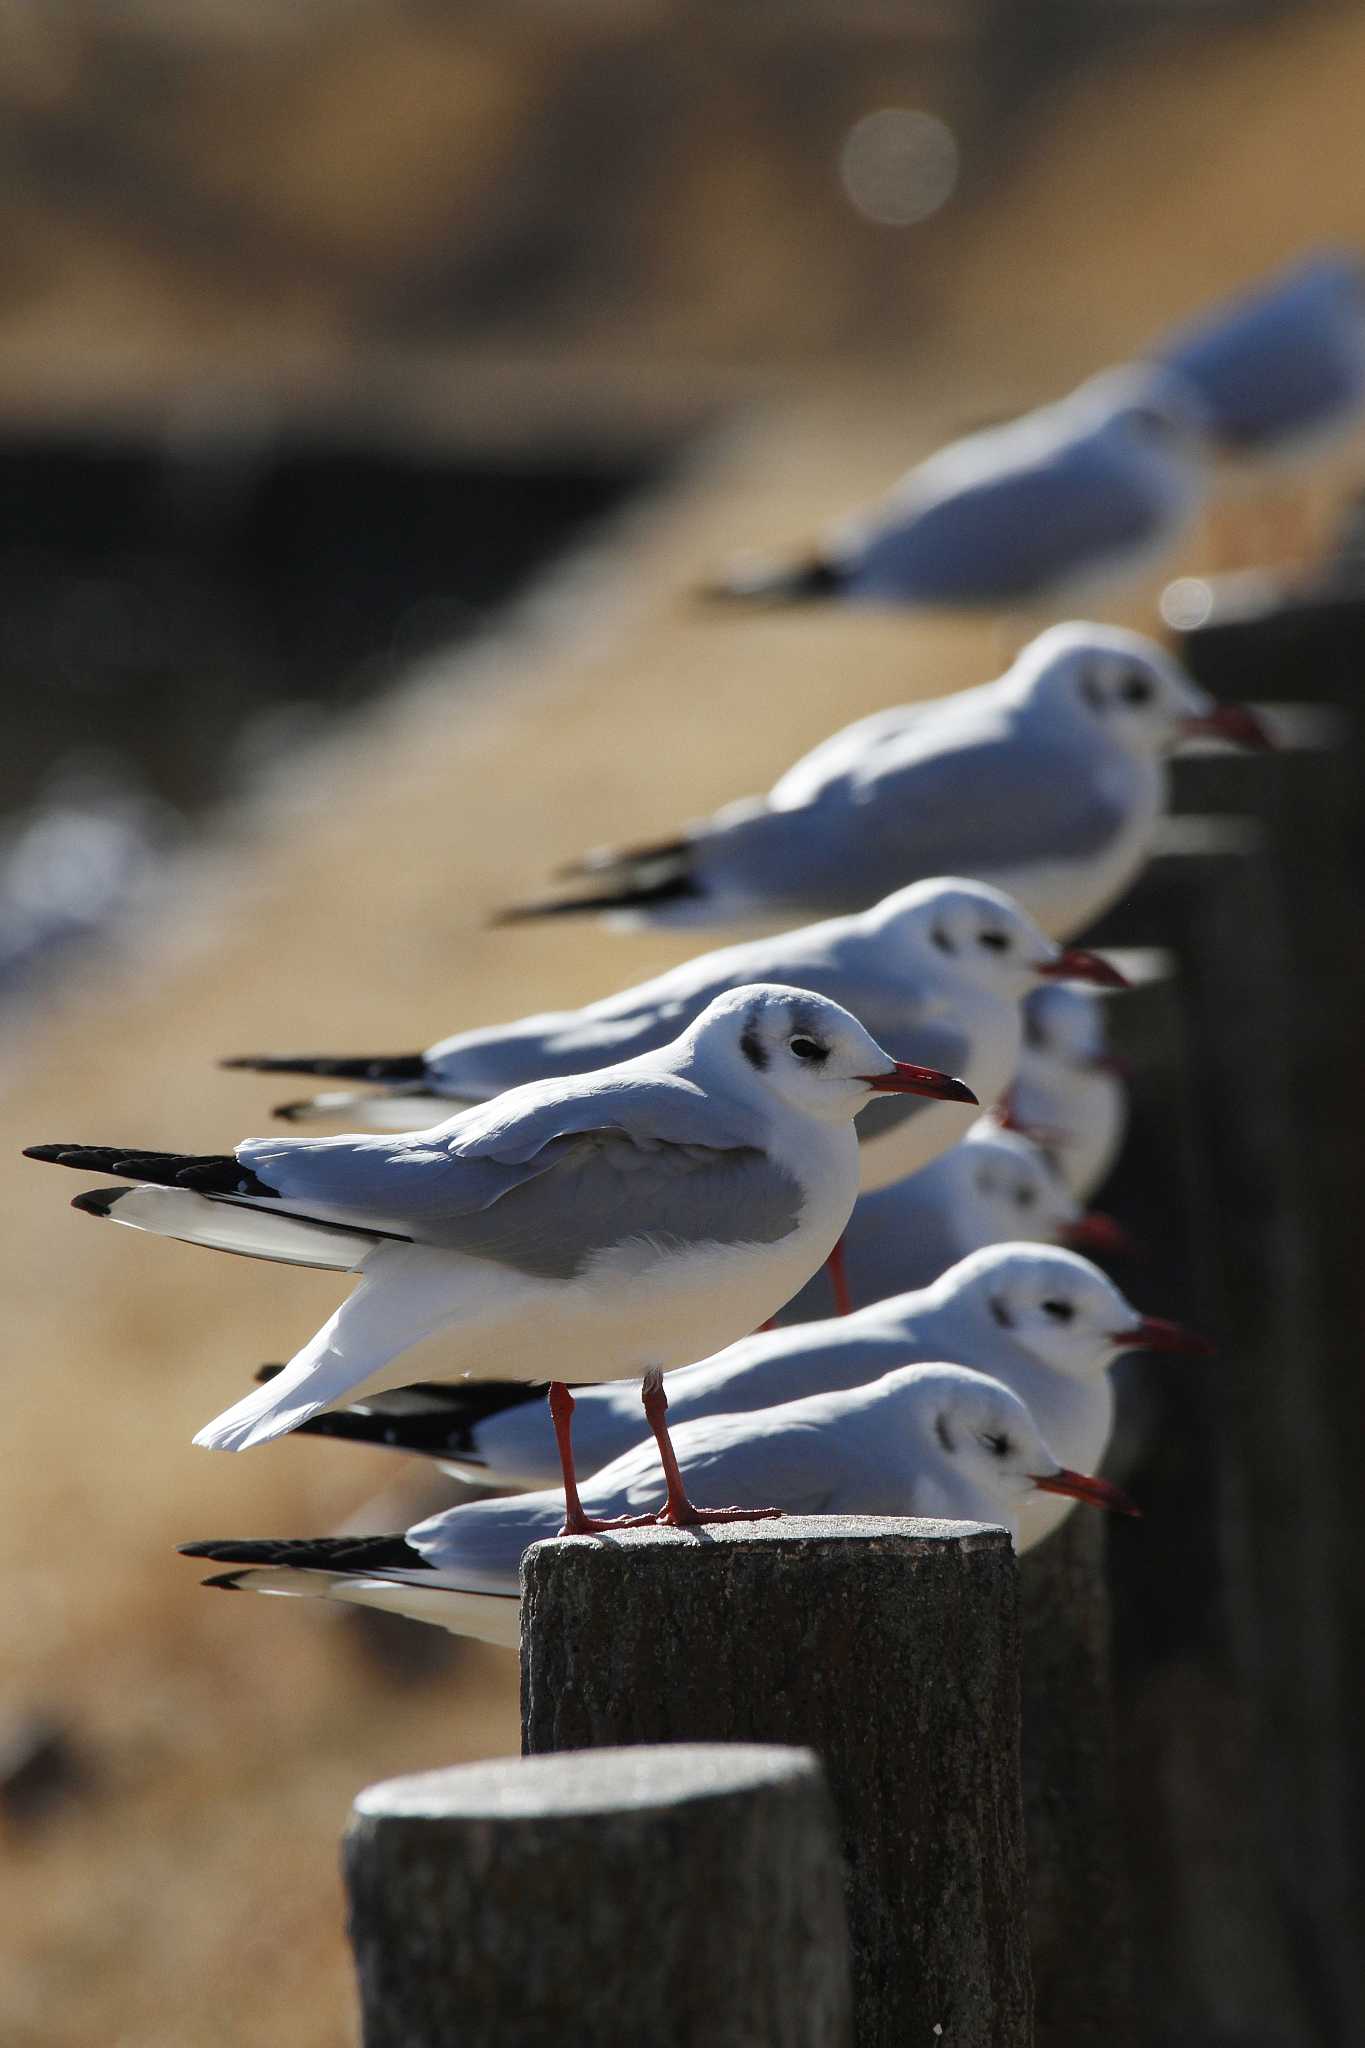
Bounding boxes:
706 365 1208 609
223 876 1122 1194
501 624 1273 939
180 1362 1139 1647
24 985 973 1529
1006 981 1129 1201
278 1242 1207 1548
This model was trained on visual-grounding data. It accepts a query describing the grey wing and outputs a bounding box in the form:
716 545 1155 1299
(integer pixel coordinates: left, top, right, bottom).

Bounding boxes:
769 706 931 808
857 437 1158 603
434 1127 806 1279
844 725 1129 877
408 1490 566 1593
237 1071 770 1239
588 1411 844 1518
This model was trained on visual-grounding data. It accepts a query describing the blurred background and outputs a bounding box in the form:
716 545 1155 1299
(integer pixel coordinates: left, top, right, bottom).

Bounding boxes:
4 5 1365 2043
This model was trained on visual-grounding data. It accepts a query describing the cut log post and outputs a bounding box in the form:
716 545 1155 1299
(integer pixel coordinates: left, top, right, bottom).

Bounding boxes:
521 1516 1031 2048
1019 1509 1131 2048
343 1743 852 2048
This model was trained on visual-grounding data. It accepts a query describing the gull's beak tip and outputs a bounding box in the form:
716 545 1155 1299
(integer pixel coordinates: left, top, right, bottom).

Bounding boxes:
1111 1315 1215 1357
1039 947 1131 991
862 1062 978 1105
1032 1466 1142 1518
1181 702 1276 752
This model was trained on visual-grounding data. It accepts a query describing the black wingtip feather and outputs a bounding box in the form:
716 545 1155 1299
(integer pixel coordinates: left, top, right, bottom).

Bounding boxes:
201 1571 246 1591
696 555 848 605
25 1144 277 1199
490 872 701 926
71 1186 126 1218
179 1533 431 1573
221 1053 428 1082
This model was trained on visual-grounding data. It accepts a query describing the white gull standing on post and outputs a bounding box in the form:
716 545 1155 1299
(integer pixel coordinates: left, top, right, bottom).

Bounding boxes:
179 1362 1140 1646
23 985 973 1529
279 1242 1208 1547
500 624 1273 940
222 875 1123 1194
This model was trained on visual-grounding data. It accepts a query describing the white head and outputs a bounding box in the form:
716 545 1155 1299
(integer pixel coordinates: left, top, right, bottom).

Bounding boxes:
883 1361 1135 1542
931 1245 1143 1384
863 878 1057 1000
864 878 1127 1004
945 1123 1080 1245
1022 981 1111 1069
1011 622 1224 761
683 983 977 1125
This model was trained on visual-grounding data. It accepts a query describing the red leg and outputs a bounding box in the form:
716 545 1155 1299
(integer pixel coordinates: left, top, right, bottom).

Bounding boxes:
548 1382 657 1537
639 1368 782 1528
827 1235 853 1317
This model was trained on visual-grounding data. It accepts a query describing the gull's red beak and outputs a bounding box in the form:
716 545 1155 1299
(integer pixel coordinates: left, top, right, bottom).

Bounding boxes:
1037 948 1131 991
860 1063 978 1104
1031 1467 1142 1517
1181 702 1276 751
1109 1314 1214 1356
1062 1211 1142 1258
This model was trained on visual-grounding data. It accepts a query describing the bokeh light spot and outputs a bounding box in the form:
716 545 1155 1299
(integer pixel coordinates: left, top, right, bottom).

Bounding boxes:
839 109 959 227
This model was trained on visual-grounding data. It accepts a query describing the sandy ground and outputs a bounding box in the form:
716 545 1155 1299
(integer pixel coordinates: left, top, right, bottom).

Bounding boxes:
6 9 1365 2042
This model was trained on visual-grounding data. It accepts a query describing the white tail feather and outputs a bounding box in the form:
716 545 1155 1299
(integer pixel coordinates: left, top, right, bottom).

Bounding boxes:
220 1569 521 1647
193 1241 477 1451
105 1186 378 1270
281 1092 459 1131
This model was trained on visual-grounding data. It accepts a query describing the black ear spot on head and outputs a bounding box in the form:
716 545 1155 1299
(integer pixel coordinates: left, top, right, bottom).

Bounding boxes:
934 1412 955 1454
739 1010 769 1072
990 1295 1015 1329
1079 670 1106 710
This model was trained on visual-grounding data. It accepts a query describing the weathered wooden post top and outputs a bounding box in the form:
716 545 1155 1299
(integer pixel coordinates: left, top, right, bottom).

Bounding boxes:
345 1742 853 2048
521 1514 1032 2048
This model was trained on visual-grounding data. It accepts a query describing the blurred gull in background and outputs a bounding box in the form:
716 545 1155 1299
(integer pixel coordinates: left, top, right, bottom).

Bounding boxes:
706 364 1209 609
773 1119 1134 1324
1157 250 1365 469
1005 980 1129 1201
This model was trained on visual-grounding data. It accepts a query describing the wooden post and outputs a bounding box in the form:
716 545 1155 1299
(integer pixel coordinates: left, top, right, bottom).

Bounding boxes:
1085 760 1365 2043
343 1743 853 2048
521 1516 1032 2048
1019 1511 1131 2048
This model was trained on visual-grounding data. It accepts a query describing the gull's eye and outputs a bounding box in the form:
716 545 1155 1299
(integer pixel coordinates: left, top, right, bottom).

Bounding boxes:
1041 1298 1075 1323
788 1036 825 1063
978 931 1009 953
980 1431 1011 1459
1121 672 1154 707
